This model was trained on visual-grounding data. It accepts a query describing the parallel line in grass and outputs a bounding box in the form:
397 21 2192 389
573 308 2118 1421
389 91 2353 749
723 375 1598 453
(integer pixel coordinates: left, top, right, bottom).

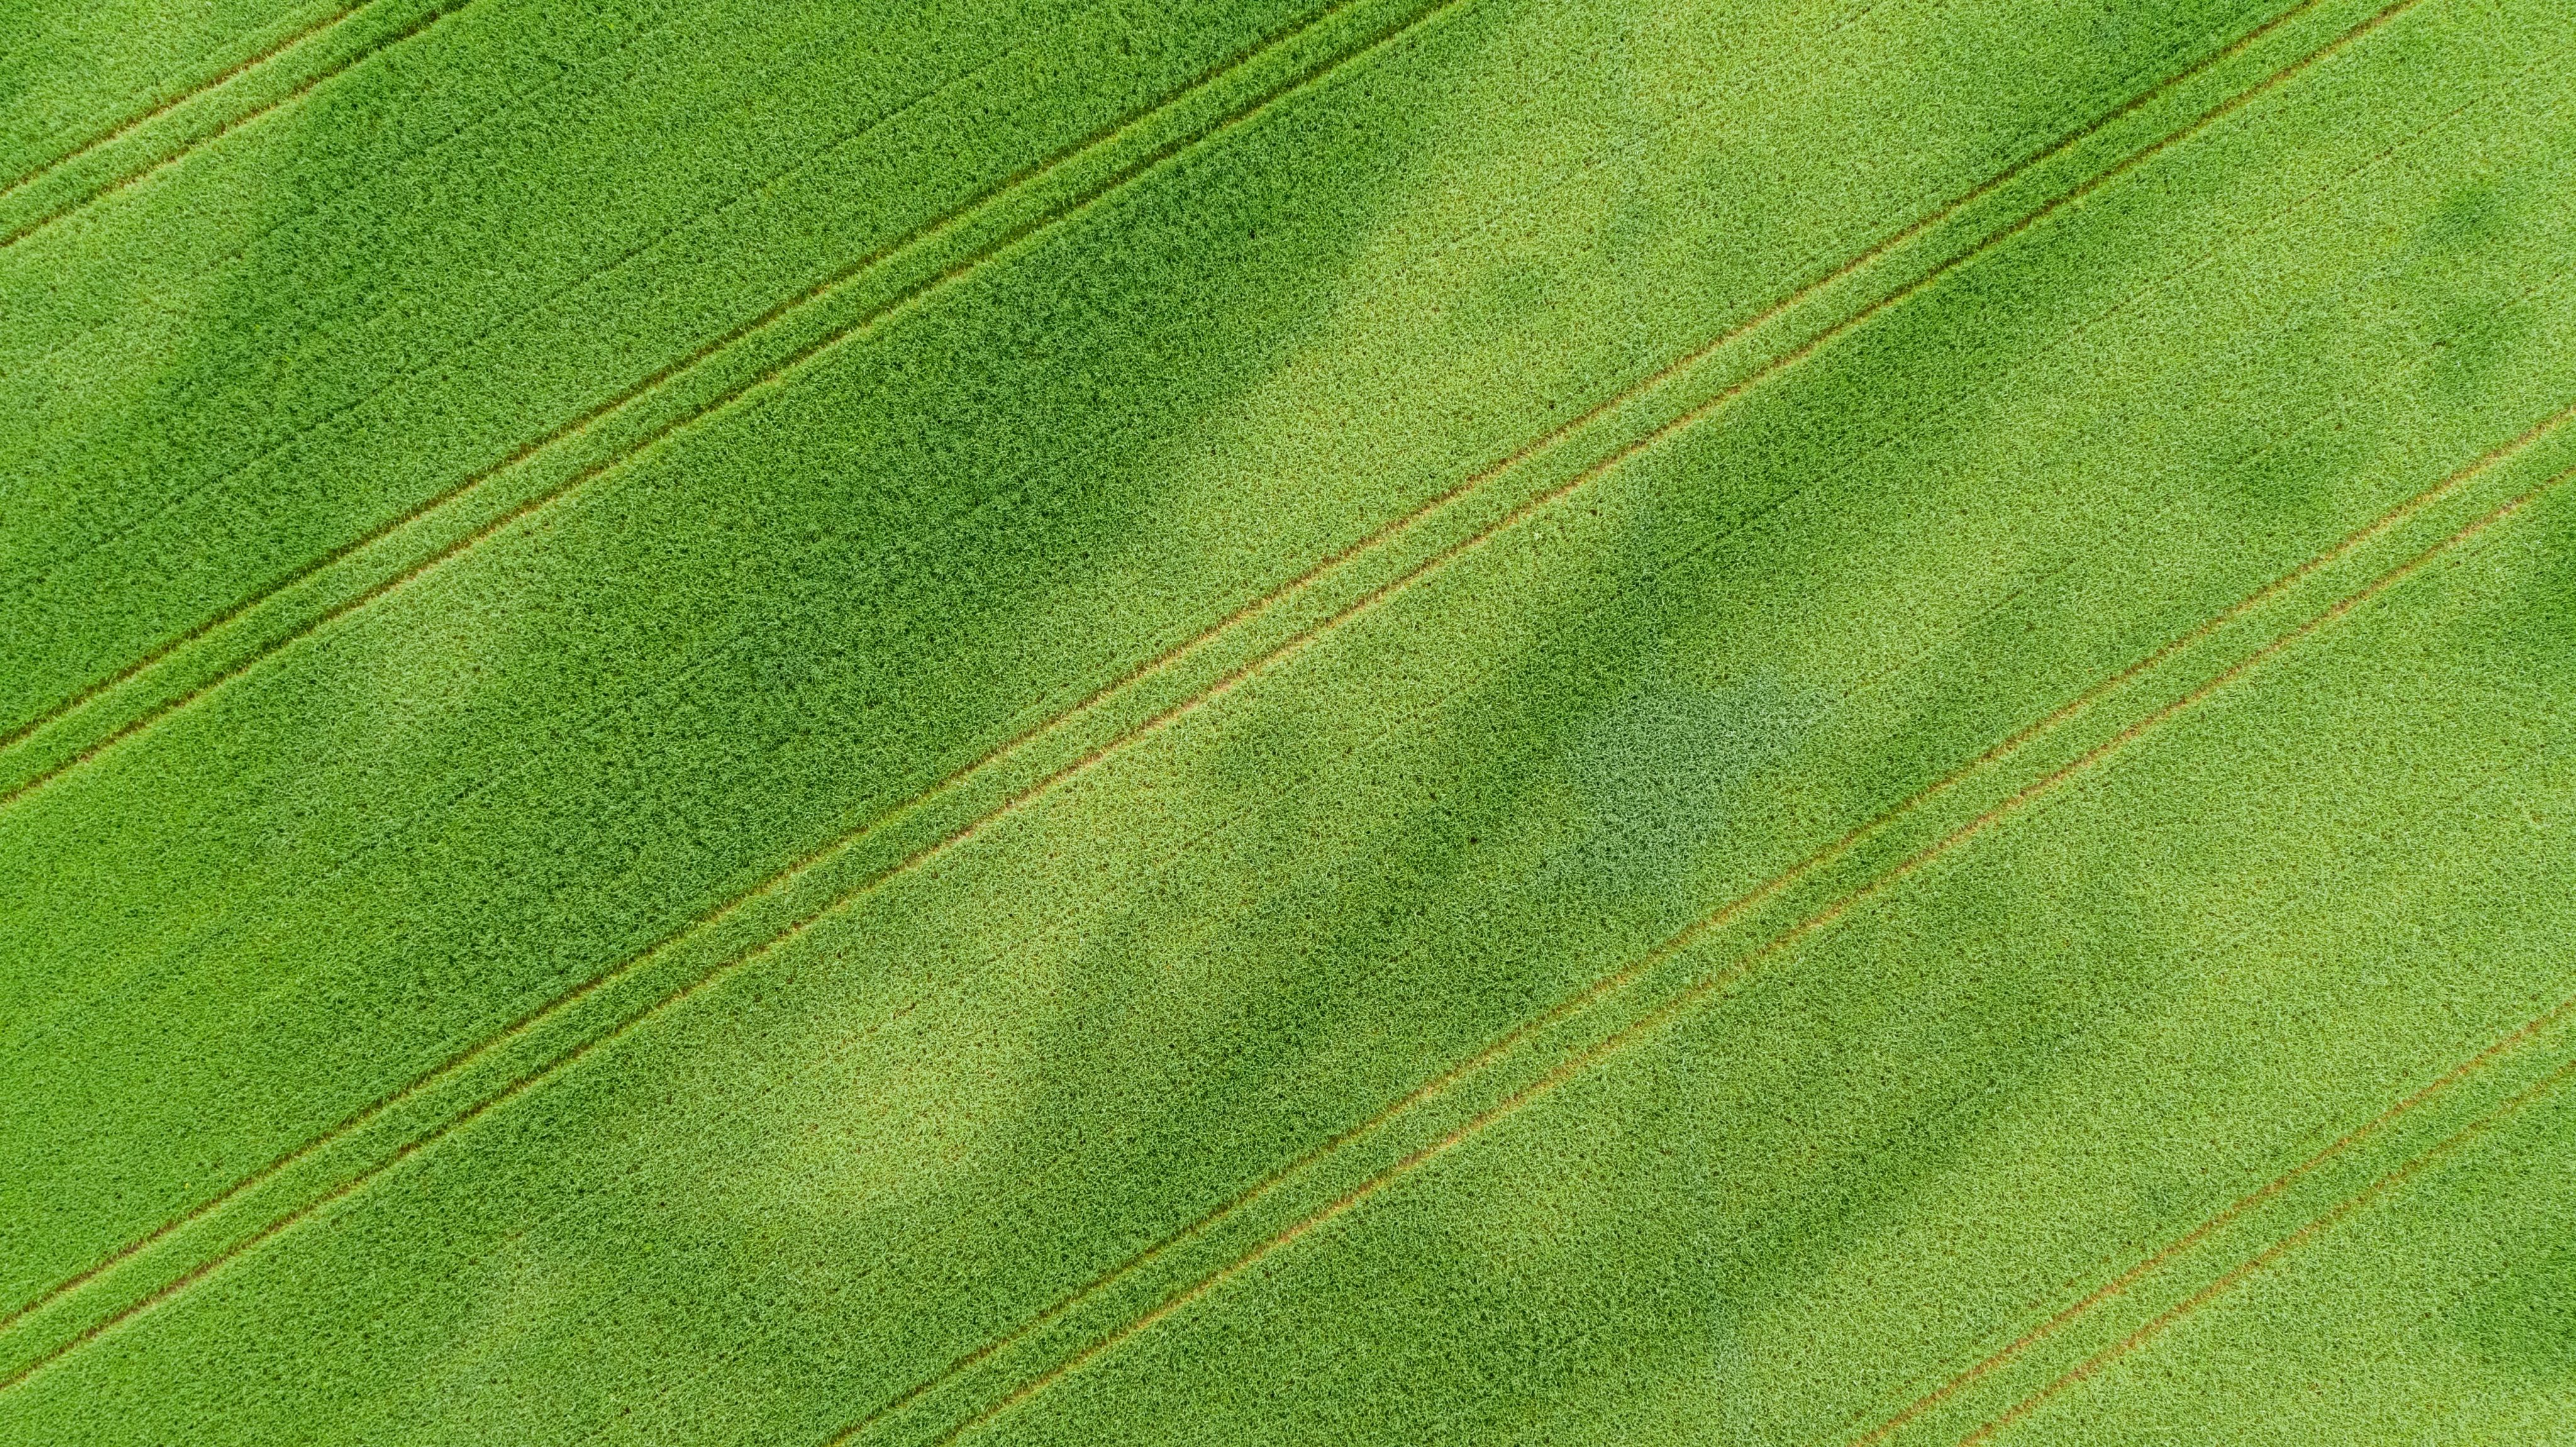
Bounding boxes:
775 0 2355 884
0 0 2326 790
0 0 1928 975
1848 983 2576 1446
0 0 2412 1381
0 0 2297 779
0 0 1425 1344
0 0 484 252
0 0 1875 728
931 450 2576 1447
843 370 2576 1444
1960 1033 2576 1444
20 0 2442 1215
835 250 2560 1412
0 16 1027 759
0 0 835 392
0 0 1468 1389
2 0 1381 1307
580 205 2576 1431
55 40 2498 1409
722 0 2423 958
7 0 1923 1078
0 0 704 436
0 0 2353 872
0 0 1074 629
0 1 368 199
831 22 2546 1441
0 0 2412 1380
0 0 1440 812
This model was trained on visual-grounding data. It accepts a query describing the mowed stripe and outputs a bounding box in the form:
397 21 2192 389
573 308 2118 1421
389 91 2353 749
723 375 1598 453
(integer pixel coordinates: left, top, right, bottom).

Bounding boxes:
921 446 2576 1447
0 0 484 252
0 0 2443 1385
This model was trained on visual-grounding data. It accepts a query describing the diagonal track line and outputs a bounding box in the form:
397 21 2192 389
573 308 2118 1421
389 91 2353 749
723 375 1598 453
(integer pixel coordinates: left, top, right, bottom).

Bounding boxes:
0 0 1858 745
0 0 2427 1373
841 391 2576 1447
8 0 2353 954
0 0 484 252
0 0 1928 976
828 11 2548 1436
868 394 2566 1437
934 452 2576 1447
0 0 2313 784
431 231 2576 1441
0 0 726 577
0 0 2352 803
0 14 1030 760
102 50 2541 1423
806 0 2443 965
0 0 1443 812
0 0 1101 633
0 0 935 391
945 0 2355 813
0 0 1471 1389
1960 1046 2576 1444
0 0 2437 1386
0 0 1450 1348
1848 987 2576 1445
0 2 369 201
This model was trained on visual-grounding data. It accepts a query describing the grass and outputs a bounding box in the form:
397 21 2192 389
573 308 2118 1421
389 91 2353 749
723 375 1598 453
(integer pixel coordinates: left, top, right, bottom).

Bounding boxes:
2 0 2572 1441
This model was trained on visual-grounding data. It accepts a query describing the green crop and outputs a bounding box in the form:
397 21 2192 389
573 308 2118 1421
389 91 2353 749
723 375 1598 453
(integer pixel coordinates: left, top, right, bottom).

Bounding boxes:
4 0 2572 1441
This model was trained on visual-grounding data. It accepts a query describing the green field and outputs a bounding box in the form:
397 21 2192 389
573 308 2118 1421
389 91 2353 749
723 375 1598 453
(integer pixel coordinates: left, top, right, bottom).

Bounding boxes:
4 0 2574 1440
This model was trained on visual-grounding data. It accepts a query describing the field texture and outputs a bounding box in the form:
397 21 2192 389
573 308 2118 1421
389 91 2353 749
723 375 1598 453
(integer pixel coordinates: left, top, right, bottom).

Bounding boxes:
4 0 2575 1441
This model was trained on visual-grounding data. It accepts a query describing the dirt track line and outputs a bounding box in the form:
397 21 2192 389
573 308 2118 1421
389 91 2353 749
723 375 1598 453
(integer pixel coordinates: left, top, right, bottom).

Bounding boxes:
1851 987 2576 1444
0 0 1865 741
0 0 2428 1387
0 0 482 252
0 0 2314 783
930 452 2573 1447
694 6 2553 1433
1021 0 2355 814
0 1 1030 692
1146 389 2576 1447
0 0 1429 813
1960 1048 2576 1444
0 1 370 203
0 0 1872 785
0 0 877 393
0 0 1356 1340
4 0 2390 1377
706 199 2556 1443
0 0 1470 1390
1036 0 2453 851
